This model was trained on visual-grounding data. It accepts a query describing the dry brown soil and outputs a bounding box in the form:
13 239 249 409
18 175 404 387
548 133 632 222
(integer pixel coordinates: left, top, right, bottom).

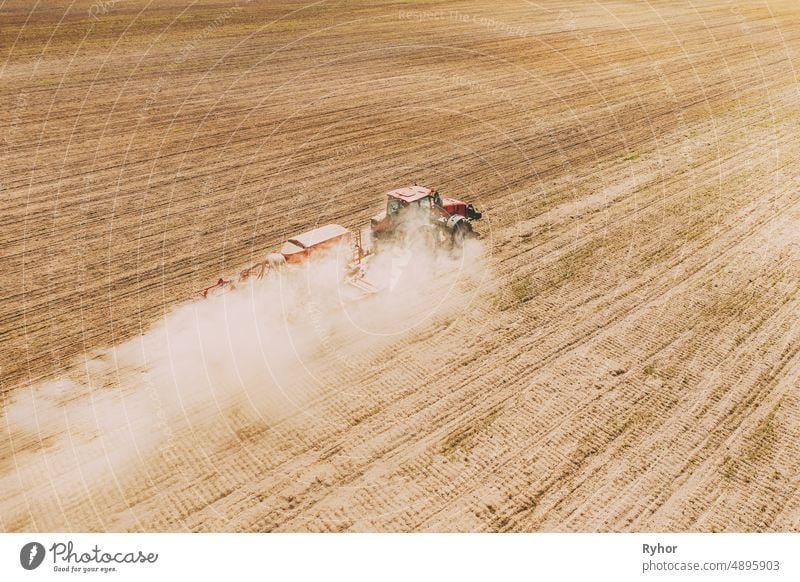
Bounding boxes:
1 0 800 531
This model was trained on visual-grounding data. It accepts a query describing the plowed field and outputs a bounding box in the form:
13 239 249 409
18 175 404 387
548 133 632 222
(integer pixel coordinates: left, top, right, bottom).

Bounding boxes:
2 0 799 531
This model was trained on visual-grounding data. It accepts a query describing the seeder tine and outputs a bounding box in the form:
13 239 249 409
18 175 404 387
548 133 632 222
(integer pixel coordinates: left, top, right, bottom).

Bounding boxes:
347 275 379 295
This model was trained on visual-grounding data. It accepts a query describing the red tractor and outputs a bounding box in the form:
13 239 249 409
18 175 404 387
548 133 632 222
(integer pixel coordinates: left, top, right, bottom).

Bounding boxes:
200 185 483 299
369 185 482 246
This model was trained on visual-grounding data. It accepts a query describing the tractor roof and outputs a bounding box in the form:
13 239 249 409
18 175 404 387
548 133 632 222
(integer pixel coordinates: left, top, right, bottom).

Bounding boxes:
386 185 433 203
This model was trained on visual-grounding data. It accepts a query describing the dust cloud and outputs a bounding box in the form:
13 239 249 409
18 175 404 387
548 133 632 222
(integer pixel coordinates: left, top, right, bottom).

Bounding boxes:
0 233 487 523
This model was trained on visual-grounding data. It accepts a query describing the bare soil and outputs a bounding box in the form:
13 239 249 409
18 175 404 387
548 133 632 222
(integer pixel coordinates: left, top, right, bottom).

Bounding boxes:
1 0 799 531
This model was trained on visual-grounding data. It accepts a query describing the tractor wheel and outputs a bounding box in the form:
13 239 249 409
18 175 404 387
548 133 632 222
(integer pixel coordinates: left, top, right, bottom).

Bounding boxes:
451 220 472 247
435 225 452 248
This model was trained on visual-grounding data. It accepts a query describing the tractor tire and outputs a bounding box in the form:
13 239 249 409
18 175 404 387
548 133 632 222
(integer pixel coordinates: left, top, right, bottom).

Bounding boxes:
435 224 452 248
451 219 472 247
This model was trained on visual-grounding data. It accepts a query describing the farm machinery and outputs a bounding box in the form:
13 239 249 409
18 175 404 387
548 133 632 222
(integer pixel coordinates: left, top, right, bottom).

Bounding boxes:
370 185 482 246
201 185 482 299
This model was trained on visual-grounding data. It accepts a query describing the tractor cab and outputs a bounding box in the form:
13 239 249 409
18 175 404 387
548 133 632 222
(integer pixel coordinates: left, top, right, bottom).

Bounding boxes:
371 185 429 233
370 184 482 242
371 185 481 233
